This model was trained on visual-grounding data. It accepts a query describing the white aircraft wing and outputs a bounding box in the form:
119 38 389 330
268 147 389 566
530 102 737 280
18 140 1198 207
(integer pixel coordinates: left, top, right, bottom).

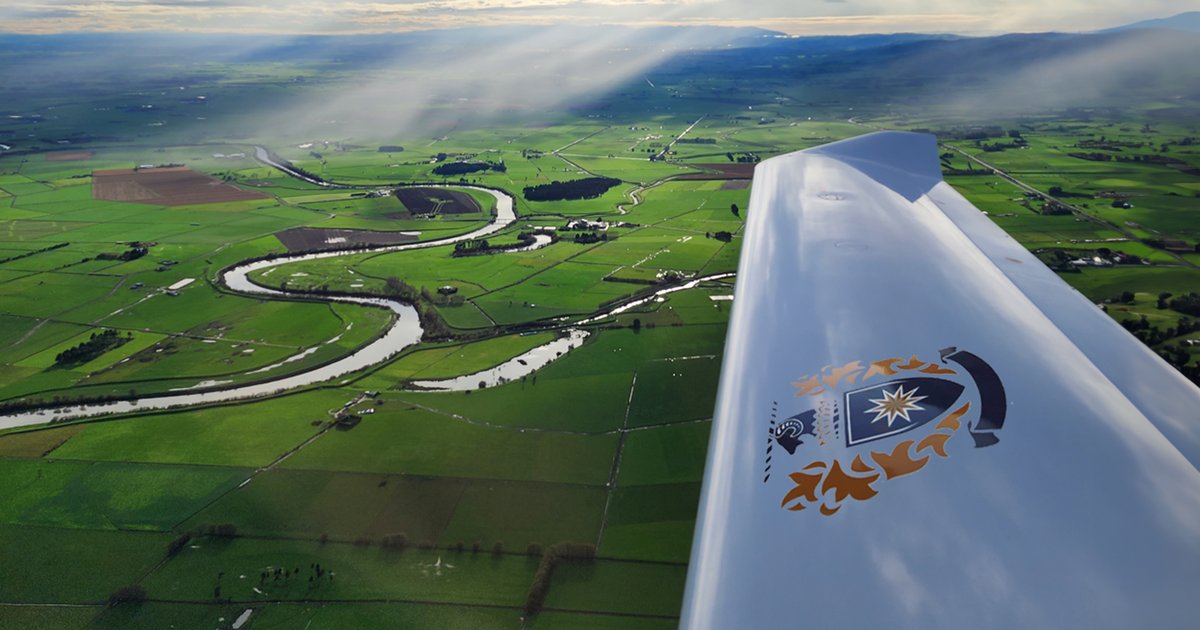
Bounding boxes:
680 131 1200 628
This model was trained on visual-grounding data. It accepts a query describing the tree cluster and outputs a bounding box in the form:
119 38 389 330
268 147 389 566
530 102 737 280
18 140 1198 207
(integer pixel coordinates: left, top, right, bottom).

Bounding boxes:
980 141 1024 153
523 177 621 202
706 231 733 243
1046 186 1089 199
454 239 491 253
54 329 131 366
1168 293 1200 317
1120 315 1199 385
724 152 760 163
97 243 150 262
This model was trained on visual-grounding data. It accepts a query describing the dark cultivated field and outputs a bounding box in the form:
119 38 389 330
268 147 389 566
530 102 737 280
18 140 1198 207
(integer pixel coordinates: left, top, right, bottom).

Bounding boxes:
275 227 420 252
393 187 480 216
92 166 267 206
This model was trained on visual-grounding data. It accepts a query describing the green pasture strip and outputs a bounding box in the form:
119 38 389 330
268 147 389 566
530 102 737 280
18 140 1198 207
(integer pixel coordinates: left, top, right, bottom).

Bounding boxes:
0 459 248 531
0 524 173 604
598 483 702 563
282 403 617 484
142 538 536 606
542 559 687 618
46 390 349 467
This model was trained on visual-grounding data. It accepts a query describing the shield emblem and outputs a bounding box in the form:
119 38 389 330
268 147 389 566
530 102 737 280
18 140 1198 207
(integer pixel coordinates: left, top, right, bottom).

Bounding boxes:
843 377 964 446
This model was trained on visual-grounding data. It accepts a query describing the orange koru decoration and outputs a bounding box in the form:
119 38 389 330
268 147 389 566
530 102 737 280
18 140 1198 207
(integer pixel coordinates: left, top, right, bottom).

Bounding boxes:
780 403 970 515
767 347 1007 517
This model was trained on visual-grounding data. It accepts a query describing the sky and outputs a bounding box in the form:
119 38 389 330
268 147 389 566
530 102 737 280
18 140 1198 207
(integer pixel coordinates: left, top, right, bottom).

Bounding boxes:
0 0 1192 36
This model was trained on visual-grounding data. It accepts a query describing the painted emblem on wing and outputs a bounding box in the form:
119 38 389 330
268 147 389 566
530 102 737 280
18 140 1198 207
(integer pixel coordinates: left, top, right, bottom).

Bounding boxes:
763 347 1006 516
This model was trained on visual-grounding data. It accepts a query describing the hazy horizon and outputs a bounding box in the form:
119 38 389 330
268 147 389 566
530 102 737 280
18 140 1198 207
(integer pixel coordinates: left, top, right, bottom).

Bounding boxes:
0 1 1194 37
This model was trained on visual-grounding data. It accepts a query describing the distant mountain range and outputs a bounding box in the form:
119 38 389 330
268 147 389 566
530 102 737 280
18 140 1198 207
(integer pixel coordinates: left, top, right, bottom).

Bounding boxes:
1102 11 1200 33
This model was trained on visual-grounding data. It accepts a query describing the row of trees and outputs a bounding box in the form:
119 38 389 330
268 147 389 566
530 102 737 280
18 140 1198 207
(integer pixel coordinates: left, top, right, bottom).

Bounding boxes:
0 390 139 416
0 241 68 265
433 161 507 176
524 543 597 618
354 532 582 560
1144 239 1200 253
379 533 509 555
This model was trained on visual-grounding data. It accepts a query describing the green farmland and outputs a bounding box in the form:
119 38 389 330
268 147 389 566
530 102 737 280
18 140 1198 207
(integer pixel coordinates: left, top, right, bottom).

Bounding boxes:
1 22 1198 630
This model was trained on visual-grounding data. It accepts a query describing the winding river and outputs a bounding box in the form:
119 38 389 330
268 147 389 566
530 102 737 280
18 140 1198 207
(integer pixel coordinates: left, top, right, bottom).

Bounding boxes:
0 160 735 430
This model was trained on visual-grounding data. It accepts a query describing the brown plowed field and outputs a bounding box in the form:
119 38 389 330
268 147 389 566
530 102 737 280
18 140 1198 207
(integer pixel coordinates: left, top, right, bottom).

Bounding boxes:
92 166 268 206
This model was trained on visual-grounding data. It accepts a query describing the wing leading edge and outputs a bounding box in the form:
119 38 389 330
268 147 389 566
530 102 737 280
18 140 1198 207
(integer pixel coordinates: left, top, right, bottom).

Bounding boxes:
680 132 1200 628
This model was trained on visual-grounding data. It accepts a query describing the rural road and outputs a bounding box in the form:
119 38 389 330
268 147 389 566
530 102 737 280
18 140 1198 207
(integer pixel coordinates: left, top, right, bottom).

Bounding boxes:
941 144 1198 270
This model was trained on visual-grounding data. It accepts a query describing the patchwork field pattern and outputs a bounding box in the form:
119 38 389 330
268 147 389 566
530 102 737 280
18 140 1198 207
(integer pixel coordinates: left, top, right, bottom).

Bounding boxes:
2 31 1198 628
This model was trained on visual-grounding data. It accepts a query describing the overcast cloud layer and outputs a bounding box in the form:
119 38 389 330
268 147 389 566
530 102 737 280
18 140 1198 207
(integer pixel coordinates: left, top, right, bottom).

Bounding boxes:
0 0 1193 35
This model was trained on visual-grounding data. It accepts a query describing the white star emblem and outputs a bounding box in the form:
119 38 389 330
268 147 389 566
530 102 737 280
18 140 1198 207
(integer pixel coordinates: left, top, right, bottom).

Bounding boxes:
866 385 927 427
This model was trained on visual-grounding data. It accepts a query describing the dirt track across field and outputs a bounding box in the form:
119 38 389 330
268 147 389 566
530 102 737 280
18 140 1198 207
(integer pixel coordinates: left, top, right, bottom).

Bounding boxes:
92 166 268 206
